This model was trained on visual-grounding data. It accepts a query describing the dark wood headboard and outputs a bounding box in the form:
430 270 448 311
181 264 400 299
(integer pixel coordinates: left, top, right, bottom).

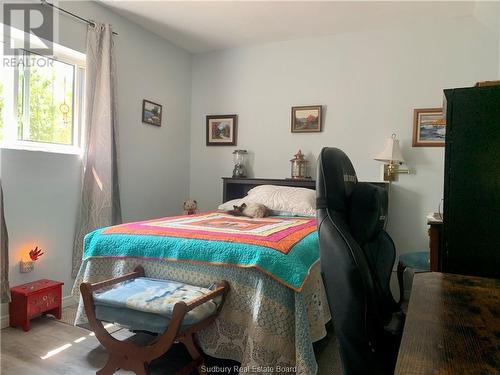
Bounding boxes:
222 177 389 202
222 177 314 202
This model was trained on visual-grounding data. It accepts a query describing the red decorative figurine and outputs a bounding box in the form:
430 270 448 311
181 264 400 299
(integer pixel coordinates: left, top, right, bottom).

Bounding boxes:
29 246 44 261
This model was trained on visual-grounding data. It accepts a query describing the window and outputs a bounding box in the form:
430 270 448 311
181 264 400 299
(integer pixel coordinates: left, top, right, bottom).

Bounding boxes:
0 31 85 154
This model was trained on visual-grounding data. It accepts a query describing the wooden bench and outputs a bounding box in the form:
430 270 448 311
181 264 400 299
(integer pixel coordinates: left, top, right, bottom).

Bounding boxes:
80 266 229 375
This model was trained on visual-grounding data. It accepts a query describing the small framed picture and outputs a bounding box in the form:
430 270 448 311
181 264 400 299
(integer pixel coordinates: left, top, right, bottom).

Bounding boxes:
412 108 446 147
206 115 237 146
291 105 322 133
142 99 162 126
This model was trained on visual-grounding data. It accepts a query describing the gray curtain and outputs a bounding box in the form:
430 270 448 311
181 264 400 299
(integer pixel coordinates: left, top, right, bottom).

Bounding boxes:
1 179 10 302
72 23 121 277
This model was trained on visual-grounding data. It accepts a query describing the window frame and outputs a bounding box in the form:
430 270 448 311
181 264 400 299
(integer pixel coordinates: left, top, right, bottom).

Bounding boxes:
1 28 86 155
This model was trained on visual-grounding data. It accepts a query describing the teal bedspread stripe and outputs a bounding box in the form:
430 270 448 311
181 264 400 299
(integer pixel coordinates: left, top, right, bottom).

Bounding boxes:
83 228 319 291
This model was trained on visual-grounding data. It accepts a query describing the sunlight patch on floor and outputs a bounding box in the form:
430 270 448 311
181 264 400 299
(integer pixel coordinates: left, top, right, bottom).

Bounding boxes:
40 343 72 359
39 325 115 359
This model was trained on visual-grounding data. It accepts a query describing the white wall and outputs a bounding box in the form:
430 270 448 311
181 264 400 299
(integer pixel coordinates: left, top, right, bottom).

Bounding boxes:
189 15 499 256
1 0 192 303
472 1 500 79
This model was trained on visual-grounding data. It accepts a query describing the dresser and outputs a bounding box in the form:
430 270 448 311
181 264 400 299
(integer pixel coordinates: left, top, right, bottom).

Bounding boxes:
427 214 443 271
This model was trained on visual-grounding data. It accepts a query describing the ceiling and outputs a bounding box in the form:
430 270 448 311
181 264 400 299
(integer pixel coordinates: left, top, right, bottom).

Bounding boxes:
99 1 481 54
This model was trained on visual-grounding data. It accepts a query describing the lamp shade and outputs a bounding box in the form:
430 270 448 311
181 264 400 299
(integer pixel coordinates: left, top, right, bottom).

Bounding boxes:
374 134 405 163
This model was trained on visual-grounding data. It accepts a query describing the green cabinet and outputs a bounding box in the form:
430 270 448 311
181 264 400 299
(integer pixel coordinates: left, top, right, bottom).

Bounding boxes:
443 85 500 278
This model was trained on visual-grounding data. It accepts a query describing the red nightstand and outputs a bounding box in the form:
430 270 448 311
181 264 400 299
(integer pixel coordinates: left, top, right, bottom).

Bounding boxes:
9 279 64 331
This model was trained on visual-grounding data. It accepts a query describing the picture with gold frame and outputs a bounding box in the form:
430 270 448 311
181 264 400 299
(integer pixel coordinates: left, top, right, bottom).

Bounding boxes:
412 108 446 147
291 105 322 133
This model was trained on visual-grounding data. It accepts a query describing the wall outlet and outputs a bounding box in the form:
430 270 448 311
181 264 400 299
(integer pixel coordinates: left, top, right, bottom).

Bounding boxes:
20 260 34 273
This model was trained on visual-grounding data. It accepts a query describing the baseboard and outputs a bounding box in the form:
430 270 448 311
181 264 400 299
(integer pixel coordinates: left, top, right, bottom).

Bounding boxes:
0 295 77 329
0 313 8 329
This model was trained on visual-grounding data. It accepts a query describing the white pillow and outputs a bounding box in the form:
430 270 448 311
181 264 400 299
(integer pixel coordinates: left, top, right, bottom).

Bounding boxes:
218 199 244 211
218 185 313 217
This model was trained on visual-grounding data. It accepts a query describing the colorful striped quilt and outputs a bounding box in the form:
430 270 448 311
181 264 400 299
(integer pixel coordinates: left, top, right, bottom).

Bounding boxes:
84 212 319 291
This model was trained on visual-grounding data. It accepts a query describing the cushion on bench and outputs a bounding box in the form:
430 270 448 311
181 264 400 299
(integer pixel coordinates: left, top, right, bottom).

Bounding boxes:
92 277 221 333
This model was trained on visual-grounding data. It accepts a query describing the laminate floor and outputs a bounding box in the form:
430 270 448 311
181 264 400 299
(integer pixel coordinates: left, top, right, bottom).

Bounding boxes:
0 310 342 375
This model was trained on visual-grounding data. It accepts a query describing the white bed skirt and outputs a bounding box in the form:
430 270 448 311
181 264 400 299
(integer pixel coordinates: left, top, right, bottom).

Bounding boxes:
73 258 331 375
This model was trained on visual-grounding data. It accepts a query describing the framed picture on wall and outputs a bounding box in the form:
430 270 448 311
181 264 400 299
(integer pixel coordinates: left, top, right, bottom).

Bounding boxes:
142 99 163 126
291 105 322 133
206 115 238 146
412 108 446 147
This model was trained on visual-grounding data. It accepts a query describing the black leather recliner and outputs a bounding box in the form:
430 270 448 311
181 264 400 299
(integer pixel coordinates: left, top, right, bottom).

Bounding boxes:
316 147 404 375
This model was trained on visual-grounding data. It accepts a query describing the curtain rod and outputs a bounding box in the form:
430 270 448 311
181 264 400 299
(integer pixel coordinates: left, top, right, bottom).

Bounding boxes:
41 0 119 36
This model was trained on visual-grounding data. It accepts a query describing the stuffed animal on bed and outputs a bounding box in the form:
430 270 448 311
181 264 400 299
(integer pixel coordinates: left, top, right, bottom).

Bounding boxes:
228 203 269 218
183 199 197 215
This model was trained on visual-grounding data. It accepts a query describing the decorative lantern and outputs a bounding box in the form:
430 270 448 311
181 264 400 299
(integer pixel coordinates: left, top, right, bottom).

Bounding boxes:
290 150 310 180
232 150 248 178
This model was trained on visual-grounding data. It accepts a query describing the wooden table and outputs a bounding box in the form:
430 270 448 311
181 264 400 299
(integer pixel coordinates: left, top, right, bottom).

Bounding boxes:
395 272 500 374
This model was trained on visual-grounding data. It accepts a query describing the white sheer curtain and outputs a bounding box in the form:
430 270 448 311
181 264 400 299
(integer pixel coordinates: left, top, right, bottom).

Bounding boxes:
72 23 121 277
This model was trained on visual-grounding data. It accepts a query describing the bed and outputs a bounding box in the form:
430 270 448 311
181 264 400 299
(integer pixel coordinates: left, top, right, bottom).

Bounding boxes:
73 178 331 375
